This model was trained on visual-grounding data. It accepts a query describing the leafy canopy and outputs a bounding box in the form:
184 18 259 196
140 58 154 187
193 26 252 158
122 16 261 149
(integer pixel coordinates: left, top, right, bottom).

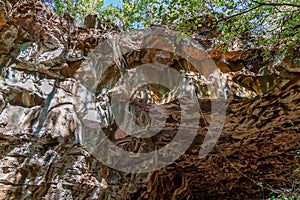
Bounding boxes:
51 0 300 52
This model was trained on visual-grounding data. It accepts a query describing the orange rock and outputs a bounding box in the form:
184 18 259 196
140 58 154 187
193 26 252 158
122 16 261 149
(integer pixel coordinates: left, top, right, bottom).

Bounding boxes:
0 7 6 31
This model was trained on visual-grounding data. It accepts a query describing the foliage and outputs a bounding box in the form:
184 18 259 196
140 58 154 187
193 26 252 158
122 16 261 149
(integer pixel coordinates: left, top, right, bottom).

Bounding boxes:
117 0 300 52
269 188 299 200
266 145 300 200
50 0 300 52
53 0 104 23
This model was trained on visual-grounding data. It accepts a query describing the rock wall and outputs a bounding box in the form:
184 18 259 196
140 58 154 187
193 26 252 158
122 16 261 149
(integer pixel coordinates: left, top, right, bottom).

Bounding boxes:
0 0 299 199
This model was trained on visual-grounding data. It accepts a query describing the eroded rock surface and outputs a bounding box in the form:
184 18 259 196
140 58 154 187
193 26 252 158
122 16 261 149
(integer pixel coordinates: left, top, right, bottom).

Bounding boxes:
0 0 299 200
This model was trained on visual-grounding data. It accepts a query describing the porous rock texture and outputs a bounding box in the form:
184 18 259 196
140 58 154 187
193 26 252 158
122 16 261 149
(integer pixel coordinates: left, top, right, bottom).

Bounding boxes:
0 1 299 200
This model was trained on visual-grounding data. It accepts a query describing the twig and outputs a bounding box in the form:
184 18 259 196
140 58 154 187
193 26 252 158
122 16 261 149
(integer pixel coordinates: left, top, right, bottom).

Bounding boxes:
216 4 262 23
252 0 300 9
216 1 300 23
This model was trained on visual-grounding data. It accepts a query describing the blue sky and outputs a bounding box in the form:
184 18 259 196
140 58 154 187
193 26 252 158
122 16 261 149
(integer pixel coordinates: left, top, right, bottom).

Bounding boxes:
103 0 123 7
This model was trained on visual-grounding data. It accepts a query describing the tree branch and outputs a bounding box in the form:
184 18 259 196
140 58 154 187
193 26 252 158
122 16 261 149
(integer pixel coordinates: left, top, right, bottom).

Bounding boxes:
216 4 262 23
252 1 300 9
216 1 300 23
